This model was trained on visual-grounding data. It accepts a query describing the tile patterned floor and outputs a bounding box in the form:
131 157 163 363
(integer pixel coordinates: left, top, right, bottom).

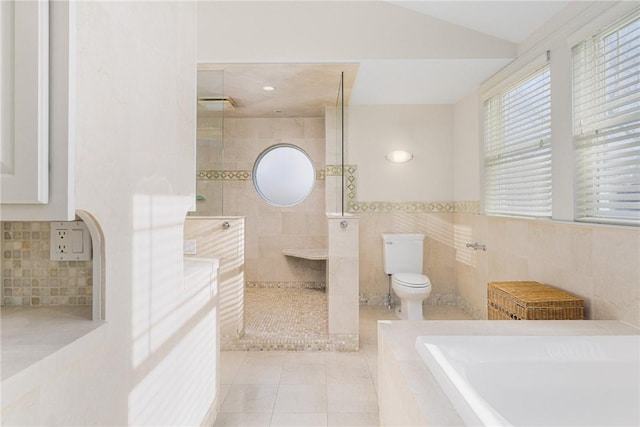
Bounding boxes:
224 288 332 351
245 288 328 341
215 305 471 426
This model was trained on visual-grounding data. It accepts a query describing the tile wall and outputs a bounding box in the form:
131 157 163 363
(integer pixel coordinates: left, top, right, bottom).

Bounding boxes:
184 216 245 345
454 213 640 327
193 112 639 329
1 221 93 306
332 163 466 307
358 211 458 306
196 117 327 287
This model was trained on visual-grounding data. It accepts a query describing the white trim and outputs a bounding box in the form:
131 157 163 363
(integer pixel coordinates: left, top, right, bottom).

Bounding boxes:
567 3 640 48
480 53 547 102
76 209 105 321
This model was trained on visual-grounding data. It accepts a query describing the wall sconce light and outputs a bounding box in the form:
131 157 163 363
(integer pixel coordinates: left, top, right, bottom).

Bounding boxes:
385 150 413 163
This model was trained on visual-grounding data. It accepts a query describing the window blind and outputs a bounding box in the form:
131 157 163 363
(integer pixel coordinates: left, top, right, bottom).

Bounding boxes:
573 10 640 226
483 64 552 217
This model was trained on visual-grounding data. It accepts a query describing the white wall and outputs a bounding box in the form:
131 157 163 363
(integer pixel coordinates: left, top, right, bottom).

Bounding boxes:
348 105 454 202
2 2 219 425
75 1 207 424
452 91 481 202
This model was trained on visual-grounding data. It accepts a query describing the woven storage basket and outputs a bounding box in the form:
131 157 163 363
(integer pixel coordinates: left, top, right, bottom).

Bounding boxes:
488 281 584 320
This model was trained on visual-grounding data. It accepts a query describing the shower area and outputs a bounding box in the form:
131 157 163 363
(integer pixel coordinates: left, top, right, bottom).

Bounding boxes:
190 64 356 351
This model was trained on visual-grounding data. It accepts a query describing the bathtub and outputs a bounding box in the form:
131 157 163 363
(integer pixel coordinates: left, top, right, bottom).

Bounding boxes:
415 335 640 427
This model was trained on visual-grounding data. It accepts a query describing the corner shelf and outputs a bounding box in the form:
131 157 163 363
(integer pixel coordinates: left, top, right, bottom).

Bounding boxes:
282 248 328 261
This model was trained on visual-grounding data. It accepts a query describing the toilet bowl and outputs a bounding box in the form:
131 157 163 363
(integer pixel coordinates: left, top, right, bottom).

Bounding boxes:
391 272 432 320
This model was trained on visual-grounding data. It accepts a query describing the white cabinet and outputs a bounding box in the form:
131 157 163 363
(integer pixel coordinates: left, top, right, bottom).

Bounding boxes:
0 1 75 221
1 0 48 204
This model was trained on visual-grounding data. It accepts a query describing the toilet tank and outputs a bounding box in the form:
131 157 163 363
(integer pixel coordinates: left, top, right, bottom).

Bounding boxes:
381 233 425 274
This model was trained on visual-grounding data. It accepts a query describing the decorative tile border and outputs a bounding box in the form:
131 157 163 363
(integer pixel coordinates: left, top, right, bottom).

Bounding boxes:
350 201 456 213
197 165 480 215
328 334 359 352
326 164 358 207
359 292 398 307
326 164 480 215
454 201 481 214
325 164 358 176
246 281 326 289
359 292 484 320
197 169 328 181
197 170 251 180
221 334 359 352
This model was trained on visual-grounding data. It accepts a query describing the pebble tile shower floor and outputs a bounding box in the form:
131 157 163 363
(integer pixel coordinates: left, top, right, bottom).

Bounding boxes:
228 287 330 351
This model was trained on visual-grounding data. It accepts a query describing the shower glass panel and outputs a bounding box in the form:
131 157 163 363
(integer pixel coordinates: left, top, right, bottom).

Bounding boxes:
334 72 345 215
194 69 224 216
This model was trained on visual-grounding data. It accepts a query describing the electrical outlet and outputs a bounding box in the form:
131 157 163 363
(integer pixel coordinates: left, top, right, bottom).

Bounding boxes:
184 239 197 255
51 221 92 261
56 229 69 253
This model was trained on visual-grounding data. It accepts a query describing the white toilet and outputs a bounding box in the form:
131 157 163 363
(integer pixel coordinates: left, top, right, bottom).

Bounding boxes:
382 233 432 320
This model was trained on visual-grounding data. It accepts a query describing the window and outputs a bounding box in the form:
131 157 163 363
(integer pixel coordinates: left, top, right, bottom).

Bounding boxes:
483 63 552 218
573 9 640 226
252 144 316 207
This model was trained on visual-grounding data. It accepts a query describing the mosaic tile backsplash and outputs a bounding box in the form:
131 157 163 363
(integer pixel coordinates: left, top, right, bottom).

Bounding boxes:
2 222 93 306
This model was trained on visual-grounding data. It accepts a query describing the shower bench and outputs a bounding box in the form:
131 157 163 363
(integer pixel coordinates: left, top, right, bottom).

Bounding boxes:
282 248 327 260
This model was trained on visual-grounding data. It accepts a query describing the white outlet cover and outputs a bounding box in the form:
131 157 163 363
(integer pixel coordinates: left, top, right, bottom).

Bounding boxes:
50 221 92 261
183 239 197 255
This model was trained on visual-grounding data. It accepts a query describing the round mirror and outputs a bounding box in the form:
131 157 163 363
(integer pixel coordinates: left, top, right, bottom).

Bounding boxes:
252 144 316 207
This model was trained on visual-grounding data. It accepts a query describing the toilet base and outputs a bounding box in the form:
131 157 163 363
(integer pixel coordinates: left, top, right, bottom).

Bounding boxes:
395 299 425 320
394 305 402 318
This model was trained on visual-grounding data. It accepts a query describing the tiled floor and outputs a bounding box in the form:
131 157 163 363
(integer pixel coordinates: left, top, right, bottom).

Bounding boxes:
228 288 331 351
214 304 471 426
245 288 328 341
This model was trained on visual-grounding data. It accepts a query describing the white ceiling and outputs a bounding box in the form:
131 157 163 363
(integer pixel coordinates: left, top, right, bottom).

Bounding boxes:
349 58 513 105
350 1 569 106
199 1 570 117
389 1 569 44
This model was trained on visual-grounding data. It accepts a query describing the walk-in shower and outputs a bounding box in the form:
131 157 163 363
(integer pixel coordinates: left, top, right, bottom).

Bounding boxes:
191 64 356 350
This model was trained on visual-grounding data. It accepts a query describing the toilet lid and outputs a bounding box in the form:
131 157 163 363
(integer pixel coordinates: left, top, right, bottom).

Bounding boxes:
393 273 431 288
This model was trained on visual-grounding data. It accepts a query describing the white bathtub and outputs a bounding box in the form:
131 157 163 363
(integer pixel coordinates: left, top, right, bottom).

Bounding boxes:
415 335 640 427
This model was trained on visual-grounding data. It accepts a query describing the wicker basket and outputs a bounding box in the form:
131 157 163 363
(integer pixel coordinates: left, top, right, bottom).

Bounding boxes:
488 281 584 320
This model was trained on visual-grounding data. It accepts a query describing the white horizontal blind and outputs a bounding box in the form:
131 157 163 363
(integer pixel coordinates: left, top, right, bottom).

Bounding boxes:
483 64 552 217
573 10 640 226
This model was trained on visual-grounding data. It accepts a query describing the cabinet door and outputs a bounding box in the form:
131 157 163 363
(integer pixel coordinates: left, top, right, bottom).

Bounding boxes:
1 0 49 204
1 1 74 221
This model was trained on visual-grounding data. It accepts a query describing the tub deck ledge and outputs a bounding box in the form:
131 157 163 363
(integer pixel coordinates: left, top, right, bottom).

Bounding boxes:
377 319 640 427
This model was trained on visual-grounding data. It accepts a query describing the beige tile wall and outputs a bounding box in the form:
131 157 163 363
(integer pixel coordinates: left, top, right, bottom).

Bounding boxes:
358 212 457 306
184 217 245 342
454 213 640 327
197 117 327 285
327 215 359 344
1 222 93 306
192 112 640 330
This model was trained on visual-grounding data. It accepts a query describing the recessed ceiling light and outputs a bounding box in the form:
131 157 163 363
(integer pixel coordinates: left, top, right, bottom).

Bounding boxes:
263 86 275 91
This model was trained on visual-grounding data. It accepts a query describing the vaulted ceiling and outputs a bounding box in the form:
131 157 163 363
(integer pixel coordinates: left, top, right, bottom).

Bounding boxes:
196 1 570 118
